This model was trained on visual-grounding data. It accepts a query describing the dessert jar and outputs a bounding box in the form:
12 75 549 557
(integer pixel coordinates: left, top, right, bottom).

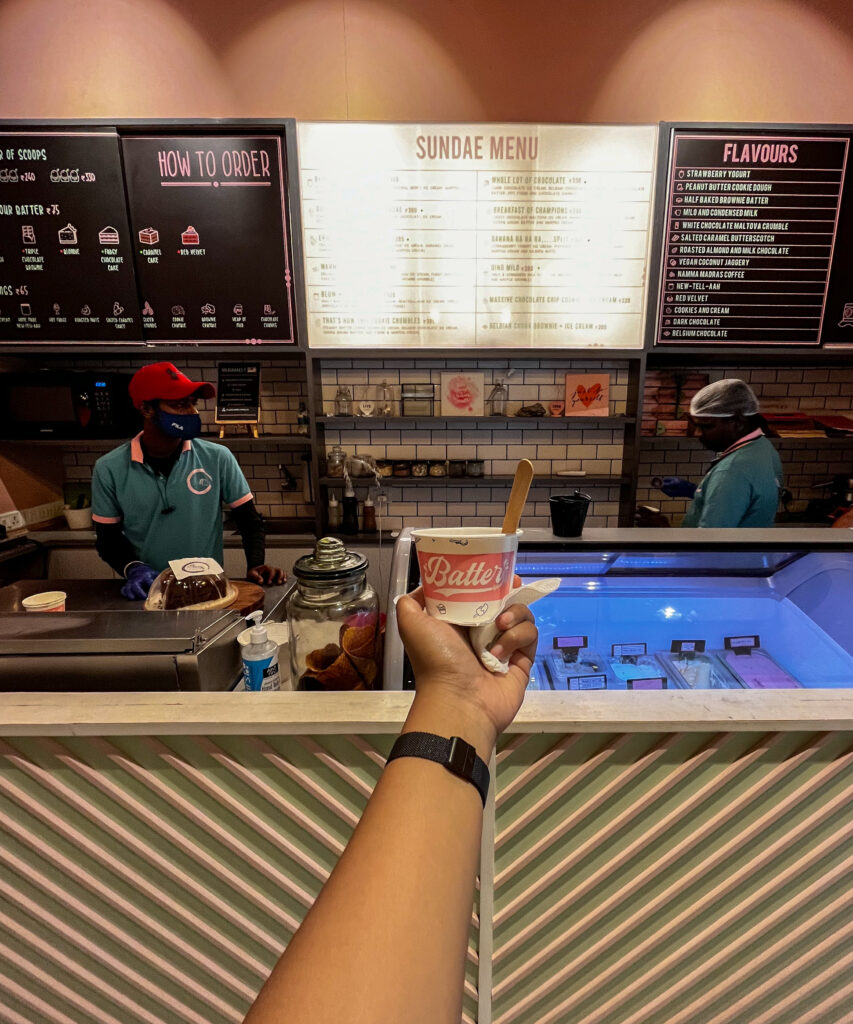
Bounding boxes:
466 458 485 478
393 461 411 477
286 537 381 691
376 459 393 478
326 444 348 478
411 460 428 477
448 459 467 478
428 460 447 477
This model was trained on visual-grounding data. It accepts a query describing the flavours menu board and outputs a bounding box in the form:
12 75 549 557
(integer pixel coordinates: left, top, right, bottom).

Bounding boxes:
121 135 294 343
0 131 142 343
655 129 850 347
298 123 656 349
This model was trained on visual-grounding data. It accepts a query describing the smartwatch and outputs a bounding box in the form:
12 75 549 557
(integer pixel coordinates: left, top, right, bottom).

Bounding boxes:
386 731 490 807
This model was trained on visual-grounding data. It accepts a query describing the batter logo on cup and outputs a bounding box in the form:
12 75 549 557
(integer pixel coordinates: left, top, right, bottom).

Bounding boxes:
420 552 514 602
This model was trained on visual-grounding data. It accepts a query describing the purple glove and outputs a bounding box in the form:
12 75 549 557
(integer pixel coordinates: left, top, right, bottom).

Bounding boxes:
121 562 158 600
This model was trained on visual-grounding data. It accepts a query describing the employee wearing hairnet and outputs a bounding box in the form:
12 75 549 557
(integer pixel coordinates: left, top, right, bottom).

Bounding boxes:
681 379 783 528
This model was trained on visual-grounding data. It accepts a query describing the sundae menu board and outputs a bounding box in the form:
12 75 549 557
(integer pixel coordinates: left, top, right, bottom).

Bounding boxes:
121 134 294 343
0 130 142 343
655 128 851 347
297 123 656 349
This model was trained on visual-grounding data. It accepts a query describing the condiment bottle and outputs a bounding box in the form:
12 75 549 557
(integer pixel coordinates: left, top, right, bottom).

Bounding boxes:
342 477 359 534
362 495 377 533
328 493 342 529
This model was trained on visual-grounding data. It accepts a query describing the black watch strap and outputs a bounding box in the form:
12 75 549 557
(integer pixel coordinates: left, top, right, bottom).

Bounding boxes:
386 731 490 807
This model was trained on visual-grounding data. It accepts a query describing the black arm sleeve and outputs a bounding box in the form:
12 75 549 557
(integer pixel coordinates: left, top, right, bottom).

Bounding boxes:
94 521 140 577
230 500 266 572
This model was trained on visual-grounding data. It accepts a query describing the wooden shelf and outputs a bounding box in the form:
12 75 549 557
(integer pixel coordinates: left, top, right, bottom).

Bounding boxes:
321 475 625 487
318 415 635 426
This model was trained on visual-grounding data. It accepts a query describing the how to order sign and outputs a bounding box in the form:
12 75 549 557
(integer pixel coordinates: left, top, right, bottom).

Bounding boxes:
655 130 850 347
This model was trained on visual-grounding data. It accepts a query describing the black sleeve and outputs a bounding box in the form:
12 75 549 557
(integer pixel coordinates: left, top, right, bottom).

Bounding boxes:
95 521 140 577
230 500 266 572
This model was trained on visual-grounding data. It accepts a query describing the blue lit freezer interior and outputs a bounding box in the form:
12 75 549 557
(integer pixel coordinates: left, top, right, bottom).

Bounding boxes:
516 549 853 691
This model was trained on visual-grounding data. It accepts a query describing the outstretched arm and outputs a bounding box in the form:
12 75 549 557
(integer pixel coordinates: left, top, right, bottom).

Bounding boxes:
243 586 537 1024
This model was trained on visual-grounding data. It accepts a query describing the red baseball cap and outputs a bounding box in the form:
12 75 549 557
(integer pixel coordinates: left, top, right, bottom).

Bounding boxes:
128 362 216 409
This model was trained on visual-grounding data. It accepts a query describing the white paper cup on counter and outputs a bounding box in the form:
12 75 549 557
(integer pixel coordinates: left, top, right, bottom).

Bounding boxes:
412 527 521 626
63 507 93 530
21 591 67 612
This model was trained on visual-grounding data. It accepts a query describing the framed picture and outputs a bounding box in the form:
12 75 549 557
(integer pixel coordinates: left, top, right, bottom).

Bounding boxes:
565 373 609 417
441 372 484 416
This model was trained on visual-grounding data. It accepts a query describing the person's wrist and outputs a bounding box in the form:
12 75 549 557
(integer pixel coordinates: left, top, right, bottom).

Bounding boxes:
403 688 497 763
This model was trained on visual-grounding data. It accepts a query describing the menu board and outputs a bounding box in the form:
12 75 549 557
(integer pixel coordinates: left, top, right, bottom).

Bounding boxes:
298 123 656 349
654 129 850 347
216 362 261 422
121 134 294 343
0 130 142 343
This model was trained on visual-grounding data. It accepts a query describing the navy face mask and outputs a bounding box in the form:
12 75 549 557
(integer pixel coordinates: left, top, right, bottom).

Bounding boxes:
156 409 202 439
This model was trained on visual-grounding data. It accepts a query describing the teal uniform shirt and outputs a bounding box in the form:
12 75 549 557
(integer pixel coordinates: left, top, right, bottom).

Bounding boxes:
682 435 783 528
92 435 253 570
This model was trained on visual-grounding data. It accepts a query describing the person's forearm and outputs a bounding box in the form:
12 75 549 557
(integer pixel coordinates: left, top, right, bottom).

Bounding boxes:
94 522 139 576
243 690 495 1024
230 501 266 571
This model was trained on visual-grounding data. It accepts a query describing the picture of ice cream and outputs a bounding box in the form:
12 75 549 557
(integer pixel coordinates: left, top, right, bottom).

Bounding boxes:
723 650 800 689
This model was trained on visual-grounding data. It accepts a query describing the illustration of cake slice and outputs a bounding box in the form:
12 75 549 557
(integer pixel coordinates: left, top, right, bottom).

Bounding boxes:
139 227 159 245
98 226 119 245
58 223 78 245
181 225 200 245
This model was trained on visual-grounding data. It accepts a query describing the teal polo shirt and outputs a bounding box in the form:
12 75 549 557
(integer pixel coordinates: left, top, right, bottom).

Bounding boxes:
92 434 253 570
682 435 783 528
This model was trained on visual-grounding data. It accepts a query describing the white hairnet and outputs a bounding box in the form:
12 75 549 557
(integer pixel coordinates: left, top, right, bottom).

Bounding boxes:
689 379 759 419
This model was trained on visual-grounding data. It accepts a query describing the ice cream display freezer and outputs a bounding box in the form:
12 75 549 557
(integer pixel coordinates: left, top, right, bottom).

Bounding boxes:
383 528 853 691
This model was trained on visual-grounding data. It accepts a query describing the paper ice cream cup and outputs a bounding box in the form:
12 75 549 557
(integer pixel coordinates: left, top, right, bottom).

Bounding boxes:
21 591 66 612
412 527 521 626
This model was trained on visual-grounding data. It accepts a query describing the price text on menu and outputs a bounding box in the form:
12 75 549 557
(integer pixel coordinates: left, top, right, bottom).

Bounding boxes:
298 123 656 349
0 131 141 343
656 132 850 347
121 135 295 343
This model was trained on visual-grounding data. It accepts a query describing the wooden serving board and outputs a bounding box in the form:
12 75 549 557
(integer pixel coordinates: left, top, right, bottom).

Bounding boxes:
230 580 266 615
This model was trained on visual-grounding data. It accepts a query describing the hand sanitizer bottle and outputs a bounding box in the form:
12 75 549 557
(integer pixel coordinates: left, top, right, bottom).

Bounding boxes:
241 611 282 691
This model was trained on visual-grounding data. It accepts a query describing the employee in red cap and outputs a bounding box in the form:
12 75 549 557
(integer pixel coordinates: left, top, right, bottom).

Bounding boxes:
91 362 286 600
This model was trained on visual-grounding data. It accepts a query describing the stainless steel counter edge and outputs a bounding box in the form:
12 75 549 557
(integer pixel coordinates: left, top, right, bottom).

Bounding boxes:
27 526 853 547
0 690 851 736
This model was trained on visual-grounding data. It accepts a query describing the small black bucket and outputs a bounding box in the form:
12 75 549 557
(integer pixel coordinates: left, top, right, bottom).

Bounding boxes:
549 491 592 537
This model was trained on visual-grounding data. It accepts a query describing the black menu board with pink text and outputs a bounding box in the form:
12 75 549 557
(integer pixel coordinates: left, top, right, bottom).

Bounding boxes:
121 134 295 343
0 130 142 343
653 126 852 348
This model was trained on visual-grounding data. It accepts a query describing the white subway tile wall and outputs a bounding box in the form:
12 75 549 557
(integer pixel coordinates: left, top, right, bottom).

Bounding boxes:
321 358 631 528
637 367 853 524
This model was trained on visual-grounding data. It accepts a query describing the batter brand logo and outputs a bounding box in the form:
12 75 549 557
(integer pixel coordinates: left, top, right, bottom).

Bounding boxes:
186 468 213 495
420 552 513 601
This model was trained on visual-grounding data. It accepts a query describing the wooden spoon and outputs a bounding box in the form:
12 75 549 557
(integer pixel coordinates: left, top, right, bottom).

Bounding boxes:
502 458 534 534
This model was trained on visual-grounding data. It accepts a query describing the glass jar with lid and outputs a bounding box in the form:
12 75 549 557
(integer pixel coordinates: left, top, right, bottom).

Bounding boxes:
334 386 353 417
466 458 485 478
326 444 348 478
448 459 467 478
286 537 381 691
